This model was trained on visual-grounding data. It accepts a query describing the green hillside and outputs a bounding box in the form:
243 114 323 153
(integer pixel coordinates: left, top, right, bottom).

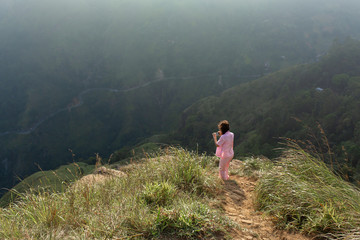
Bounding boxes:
175 39 360 181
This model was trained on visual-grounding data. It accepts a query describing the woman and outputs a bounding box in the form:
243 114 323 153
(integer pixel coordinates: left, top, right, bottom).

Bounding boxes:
212 120 234 180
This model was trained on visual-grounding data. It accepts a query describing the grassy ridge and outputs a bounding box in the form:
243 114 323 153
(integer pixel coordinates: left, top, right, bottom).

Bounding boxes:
2 145 360 239
0 148 235 239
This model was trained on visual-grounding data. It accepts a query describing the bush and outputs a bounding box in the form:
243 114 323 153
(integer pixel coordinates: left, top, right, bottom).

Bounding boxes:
141 181 177 207
151 199 231 239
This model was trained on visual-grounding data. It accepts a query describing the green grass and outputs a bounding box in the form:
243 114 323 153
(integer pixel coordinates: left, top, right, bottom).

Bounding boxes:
0 147 235 239
232 156 274 179
0 162 94 207
252 145 360 238
4 144 358 239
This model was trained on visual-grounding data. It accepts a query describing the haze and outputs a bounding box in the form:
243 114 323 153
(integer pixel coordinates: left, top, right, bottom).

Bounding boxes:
1 0 360 194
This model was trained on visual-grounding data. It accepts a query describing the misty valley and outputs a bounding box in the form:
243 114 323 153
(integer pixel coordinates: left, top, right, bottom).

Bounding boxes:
1 0 360 200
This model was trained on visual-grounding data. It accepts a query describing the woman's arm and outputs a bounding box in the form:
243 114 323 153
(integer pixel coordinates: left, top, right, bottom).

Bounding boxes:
212 132 219 147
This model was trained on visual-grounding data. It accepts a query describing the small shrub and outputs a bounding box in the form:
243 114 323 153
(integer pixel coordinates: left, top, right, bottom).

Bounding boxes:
164 148 220 196
150 199 233 239
141 181 177 207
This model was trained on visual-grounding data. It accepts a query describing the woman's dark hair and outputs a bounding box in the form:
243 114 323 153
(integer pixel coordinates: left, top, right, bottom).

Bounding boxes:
218 120 230 134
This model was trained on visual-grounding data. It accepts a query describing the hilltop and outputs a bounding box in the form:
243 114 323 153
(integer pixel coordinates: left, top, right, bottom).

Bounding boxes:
1 146 359 239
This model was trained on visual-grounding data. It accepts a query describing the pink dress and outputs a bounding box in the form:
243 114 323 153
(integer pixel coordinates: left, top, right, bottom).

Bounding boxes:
216 131 234 180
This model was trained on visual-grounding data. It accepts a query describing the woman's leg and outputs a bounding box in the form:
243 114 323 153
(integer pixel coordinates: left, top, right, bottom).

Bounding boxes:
219 157 226 179
224 157 232 179
219 156 232 180
224 156 233 179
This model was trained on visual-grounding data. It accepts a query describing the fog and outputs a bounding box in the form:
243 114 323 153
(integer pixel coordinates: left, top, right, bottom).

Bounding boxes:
1 0 360 195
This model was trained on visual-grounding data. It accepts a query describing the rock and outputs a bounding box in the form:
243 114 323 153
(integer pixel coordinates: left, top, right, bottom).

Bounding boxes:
241 219 253 225
94 166 127 177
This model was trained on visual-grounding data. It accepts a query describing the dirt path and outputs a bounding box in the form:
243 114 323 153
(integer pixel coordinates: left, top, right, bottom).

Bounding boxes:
223 174 312 240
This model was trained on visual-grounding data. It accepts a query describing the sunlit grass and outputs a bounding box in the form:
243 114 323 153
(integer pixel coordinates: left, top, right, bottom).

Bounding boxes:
0 147 235 239
253 145 360 238
4 143 359 239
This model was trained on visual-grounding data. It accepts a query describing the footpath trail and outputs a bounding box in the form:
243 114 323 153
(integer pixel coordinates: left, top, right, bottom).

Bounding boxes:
223 162 312 240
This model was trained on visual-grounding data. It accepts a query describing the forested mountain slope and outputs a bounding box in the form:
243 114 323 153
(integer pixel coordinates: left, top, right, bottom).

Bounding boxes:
176 39 360 181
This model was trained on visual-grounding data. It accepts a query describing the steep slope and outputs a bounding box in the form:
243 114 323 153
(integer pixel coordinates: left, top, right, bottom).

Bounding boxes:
176 39 360 178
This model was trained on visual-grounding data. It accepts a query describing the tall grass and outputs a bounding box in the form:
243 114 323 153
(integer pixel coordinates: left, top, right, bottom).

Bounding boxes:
0 147 234 239
0 162 94 207
254 144 360 237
